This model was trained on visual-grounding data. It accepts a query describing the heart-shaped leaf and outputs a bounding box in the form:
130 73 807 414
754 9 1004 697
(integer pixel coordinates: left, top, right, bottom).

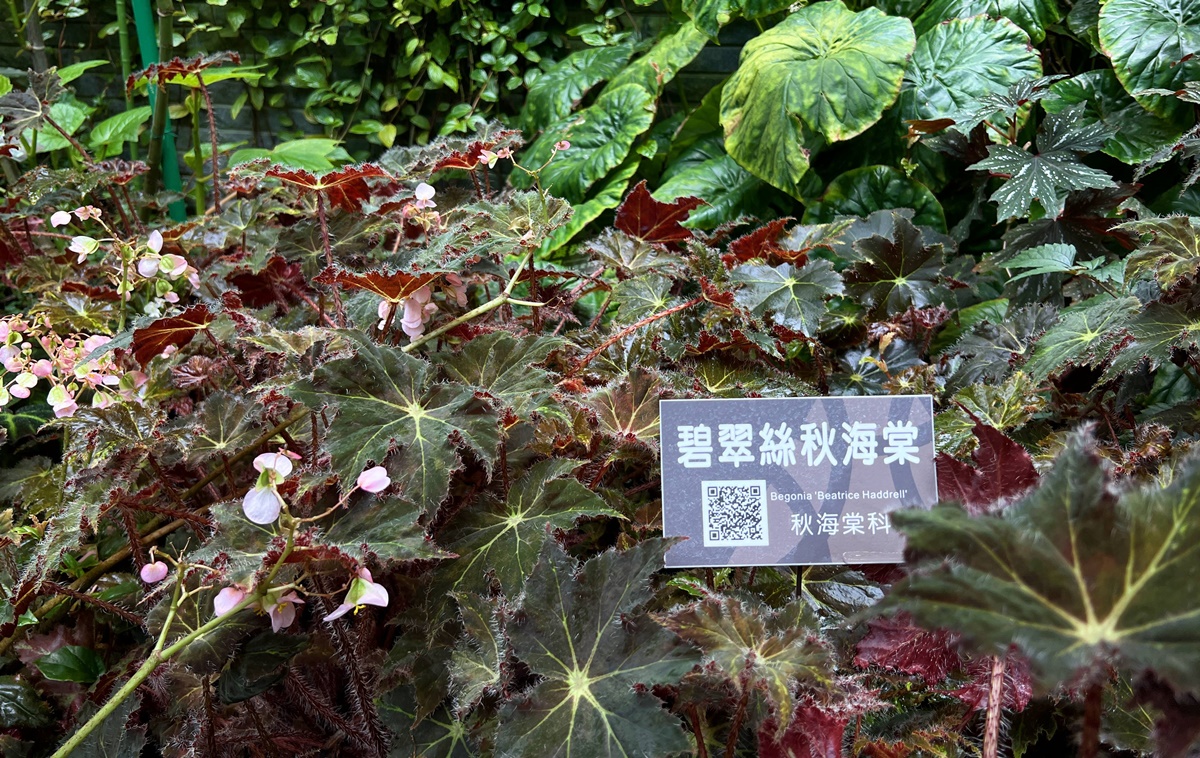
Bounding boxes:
721 0 915 196
1099 0 1200 115
804 165 946 232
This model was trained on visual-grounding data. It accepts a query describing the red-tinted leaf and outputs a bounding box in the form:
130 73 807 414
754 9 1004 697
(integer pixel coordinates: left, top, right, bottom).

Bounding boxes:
936 418 1038 515
1135 673 1200 758
760 706 847 758
61 282 120 302
948 651 1033 713
854 613 962 683
128 51 240 89
429 141 492 173
266 163 395 212
228 256 307 309
700 277 736 308
131 305 215 367
312 267 439 302
724 218 794 267
615 181 703 245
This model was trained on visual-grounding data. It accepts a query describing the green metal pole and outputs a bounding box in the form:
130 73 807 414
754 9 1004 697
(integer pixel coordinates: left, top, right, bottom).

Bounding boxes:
130 0 185 220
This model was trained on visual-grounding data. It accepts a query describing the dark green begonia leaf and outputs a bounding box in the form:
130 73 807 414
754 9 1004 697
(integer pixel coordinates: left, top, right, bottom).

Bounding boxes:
949 304 1059 386
34 645 106 683
883 432 1200 692
1103 302 1200 380
804 165 945 232
845 213 947 317
733 259 844 337
900 15 1042 132
612 275 675 324
494 538 700 757
1023 296 1139 381
656 595 830 720
323 495 446 563
721 1 915 197
1044 69 1190 164
287 331 499 514
449 593 503 712
0 676 50 728
437 333 562 418
1099 0 1200 115
64 697 146 758
381 687 478 757
182 391 262 465
440 459 621 597
913 0 1061 42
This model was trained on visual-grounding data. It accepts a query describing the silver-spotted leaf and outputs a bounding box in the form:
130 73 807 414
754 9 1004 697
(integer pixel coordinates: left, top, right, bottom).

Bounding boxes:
495 538 700 757
287 331 499 514
720 1 915 196
884 432 1200 692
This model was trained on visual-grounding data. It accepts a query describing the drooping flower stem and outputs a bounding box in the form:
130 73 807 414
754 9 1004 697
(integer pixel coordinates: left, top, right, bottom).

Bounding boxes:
48 572 254 758
983 654 1005 758
195 72 221 212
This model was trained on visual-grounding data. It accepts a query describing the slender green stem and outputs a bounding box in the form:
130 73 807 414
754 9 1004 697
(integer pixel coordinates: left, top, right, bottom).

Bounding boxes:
115 0 135 135
21 0 47 72
190 95 204 212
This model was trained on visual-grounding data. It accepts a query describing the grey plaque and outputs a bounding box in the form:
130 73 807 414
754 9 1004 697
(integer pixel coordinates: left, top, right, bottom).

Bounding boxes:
660 395 937 568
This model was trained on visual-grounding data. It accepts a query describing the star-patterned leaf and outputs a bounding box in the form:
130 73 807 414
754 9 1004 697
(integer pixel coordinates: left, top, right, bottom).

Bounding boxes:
494 538 700 757
732 259 844 337
286 331 499 514
1024 295 1138 381
845 213 947 318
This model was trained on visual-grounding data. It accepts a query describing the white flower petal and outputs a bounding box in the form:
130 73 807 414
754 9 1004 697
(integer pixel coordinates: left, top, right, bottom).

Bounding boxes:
242 485 283 524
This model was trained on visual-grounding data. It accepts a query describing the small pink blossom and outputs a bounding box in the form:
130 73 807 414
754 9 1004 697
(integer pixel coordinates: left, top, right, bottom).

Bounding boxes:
554 140 570 151
73 206 102 221
50 210 72 227
414 182 437 209
253 451 294 479
357 466 390 493
31 360 53 378
324 567 389 621
214 586 247 617
263 589 304 632
480 149 500 168
137 257 160 278
147 229 163 254
82 335 111 355
242 484 285 524
69 235 98 263
47 385 77 418
140 561 169 583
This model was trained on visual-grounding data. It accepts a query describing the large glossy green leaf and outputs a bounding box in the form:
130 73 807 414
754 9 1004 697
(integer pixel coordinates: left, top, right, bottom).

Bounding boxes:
884 433 1200 692
900 15 1042 130
913 0 1060 42
494 539 700 756
656 596 829 720
88 106 152 159
539 154 641 253
0 676 50 728
804 165 946 231
287 331 499 513
606 22 710 95
733 259 844 338
1099 0 1200 115
440 459 620 597
654 153 779 229
721 1 915 196
522 43 637 133
1043 70 1190 164
1023 296 1139 381
512 84 655 203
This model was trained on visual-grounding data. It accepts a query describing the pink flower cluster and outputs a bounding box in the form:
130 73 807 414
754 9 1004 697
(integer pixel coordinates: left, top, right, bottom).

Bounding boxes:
0 315 147 417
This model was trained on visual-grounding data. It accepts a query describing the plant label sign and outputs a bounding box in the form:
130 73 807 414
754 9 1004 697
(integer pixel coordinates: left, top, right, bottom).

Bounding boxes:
660 395 937 567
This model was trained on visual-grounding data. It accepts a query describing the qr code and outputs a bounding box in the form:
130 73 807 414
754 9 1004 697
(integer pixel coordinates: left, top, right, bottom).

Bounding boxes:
701 480 769 547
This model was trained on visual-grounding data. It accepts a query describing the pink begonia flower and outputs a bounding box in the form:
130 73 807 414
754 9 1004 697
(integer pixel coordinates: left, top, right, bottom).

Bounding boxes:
445 273 468 307
147 229 163 254
376 300 393 331
137 257 160 278
414 182 437 209
480 149 499 169
554 140 570 151
214 586 247 617
47 385 77 418
50 210 72 227
0 386 9 406
69 235 98 263
160 254 188 277
263 589 304 632
242 451 295 524
324 567 389 621
164 291 180 303
357 466 390 493
73 206 102 221
140 561 169 583
31 360 53 378
82 335 111 355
